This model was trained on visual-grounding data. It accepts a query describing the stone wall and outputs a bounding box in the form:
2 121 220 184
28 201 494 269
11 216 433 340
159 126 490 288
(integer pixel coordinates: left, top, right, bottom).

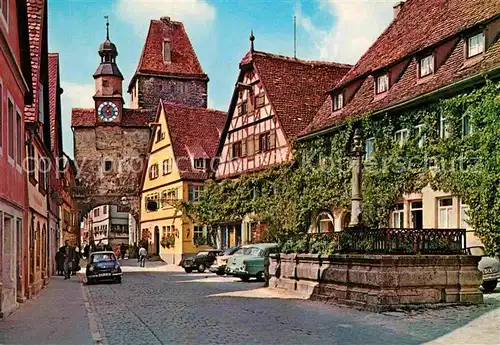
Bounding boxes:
269 253 483 311
136 76 208 110
73 126 150 220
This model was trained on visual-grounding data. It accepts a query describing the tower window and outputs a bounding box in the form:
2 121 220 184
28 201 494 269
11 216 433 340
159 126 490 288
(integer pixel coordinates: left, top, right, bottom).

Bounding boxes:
163 40 171 63
102 80 109 87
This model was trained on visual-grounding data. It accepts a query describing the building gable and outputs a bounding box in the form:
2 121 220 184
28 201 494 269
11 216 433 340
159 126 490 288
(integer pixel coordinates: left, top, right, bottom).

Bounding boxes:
216 67 289 179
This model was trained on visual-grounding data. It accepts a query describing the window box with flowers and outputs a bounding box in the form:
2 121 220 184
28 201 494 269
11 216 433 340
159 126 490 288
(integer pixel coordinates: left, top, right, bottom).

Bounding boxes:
161 234 176 248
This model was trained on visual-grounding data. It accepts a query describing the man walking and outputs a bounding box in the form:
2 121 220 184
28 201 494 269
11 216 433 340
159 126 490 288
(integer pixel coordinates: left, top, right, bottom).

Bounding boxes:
63 240 75 280
120 243 126 260
138 245 147 268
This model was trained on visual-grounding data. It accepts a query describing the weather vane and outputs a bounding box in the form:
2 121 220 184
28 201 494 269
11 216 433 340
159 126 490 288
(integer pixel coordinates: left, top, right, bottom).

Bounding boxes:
104 15 109 40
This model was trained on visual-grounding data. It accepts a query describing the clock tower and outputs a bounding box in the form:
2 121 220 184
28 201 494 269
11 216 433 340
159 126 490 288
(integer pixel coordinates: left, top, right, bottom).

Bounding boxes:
93 18 123 124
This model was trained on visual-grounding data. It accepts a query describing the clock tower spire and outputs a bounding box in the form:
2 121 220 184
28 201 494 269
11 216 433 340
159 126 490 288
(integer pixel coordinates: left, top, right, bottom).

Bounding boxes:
93 16 124 123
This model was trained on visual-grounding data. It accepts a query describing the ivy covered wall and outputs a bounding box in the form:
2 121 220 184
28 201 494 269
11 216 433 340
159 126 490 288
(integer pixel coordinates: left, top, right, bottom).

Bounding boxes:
178 81 500 252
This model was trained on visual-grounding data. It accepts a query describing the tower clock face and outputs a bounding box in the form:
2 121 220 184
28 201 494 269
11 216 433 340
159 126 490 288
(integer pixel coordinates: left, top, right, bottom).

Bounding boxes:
98 101 119 122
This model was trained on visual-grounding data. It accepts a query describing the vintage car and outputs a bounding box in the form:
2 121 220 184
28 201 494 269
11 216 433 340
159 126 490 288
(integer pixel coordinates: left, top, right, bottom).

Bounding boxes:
226 243 279 282
180 249 221 273
466 246 500 292
86 251 122 284
209 246 240 275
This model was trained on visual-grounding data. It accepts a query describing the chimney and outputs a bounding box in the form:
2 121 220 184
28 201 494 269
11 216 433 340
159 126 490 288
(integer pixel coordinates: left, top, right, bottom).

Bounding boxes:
160 16 171 24
393 1 405 18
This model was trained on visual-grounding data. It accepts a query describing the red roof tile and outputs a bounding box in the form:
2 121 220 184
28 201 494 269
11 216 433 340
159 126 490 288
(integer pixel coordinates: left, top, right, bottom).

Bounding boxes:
250 51 351 139
71 108 154 127
161 101 226 180
128 18 207 91
301 0 500 137
338 0 500 88
25 0 45 122
48 53 60 153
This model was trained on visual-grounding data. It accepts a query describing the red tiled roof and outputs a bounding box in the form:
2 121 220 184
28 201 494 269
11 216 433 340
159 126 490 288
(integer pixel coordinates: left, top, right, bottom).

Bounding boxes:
337 0 500 87
25 0 45 122
161 101 226 180
71 108 154 127
250 51 351 139
301 0 500 137
128 18 207 91
48 53 59 153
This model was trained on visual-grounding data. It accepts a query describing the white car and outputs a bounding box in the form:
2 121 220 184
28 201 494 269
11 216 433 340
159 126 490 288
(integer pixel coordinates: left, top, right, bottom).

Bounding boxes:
466 246 500 292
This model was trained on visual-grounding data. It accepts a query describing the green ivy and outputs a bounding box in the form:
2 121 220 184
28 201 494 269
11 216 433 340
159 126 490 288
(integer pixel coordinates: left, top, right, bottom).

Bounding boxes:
176 80 500 253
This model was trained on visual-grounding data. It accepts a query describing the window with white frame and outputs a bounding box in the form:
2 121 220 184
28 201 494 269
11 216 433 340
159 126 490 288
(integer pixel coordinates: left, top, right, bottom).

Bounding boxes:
460 201 470 229
419 54 434 77
410 200 423 229
394 129 408 147
149 164 159 179
439 113 449 138
365 138 374 160
415 124 425 148
376 74 389 94
193 158 206 170
462 115 472 136
16 110 22 165
438 198 453 228
193 225 204 242
188 184 203 202
7 97 14 159
467 32 485 58
316 212 334 233
392 203 405 228
333 93 343 111
162 158 172 175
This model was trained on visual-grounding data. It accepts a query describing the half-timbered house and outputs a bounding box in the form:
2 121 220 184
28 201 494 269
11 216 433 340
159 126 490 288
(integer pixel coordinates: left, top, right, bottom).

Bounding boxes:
215 37 351 246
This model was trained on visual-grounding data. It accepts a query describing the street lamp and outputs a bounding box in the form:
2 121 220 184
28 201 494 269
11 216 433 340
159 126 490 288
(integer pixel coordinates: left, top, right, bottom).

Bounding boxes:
348 128 365 228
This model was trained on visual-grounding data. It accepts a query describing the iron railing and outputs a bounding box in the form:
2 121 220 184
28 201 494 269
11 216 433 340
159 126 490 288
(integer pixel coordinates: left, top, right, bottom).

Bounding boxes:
279 228 466 255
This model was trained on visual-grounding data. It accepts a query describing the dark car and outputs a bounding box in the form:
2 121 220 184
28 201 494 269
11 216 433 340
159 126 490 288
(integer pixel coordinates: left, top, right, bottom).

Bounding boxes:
86 251 122 284
180 249 221 273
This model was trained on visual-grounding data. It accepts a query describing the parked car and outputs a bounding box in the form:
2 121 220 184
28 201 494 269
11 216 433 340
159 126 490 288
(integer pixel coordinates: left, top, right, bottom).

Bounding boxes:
181 249 221 273
209 246 240 275
466 246 500 292
226 243 278 282
86 251 122 284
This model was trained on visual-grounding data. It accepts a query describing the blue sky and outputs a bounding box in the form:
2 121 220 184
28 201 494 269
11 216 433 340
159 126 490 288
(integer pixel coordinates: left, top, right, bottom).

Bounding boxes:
48 0 394 157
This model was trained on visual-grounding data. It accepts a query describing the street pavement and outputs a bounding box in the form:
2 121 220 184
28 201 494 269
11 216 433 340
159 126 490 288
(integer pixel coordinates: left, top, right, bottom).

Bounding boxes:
0 274 93 345
85 260 500 345
1 260 499 345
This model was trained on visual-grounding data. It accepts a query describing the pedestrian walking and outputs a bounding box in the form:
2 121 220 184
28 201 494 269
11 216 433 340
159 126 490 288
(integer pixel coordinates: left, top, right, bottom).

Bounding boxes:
72 243 80 274
138 246 147 268
120 243 126 260
63 240 75 280
83 244 90 259
55 247 65 275
115 245 121 259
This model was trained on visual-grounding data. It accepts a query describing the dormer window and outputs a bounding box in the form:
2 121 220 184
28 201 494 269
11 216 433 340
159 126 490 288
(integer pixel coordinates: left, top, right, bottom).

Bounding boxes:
332 93 343 111
376 74 389 94
467 32 485 58
419 54 434 77
163 40 171 63
193 158 206 170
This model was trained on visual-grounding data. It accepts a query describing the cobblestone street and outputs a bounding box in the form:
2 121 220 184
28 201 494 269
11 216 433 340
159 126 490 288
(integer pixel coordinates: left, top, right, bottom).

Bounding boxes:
84 261 500 345
1 260 499 345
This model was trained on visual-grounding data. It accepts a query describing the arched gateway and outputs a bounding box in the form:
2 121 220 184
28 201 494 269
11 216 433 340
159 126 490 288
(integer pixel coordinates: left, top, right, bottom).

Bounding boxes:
71 22 153 225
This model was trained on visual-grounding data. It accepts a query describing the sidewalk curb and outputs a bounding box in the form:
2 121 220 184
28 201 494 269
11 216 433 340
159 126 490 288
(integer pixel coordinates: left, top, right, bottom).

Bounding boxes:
78 273 109 345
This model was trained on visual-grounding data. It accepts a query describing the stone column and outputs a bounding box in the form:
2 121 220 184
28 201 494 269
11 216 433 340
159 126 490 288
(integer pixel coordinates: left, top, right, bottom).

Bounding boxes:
349 128 364 227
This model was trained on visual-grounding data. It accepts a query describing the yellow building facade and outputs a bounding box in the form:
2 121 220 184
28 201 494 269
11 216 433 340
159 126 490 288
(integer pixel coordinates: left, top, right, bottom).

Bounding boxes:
140 101 226 264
